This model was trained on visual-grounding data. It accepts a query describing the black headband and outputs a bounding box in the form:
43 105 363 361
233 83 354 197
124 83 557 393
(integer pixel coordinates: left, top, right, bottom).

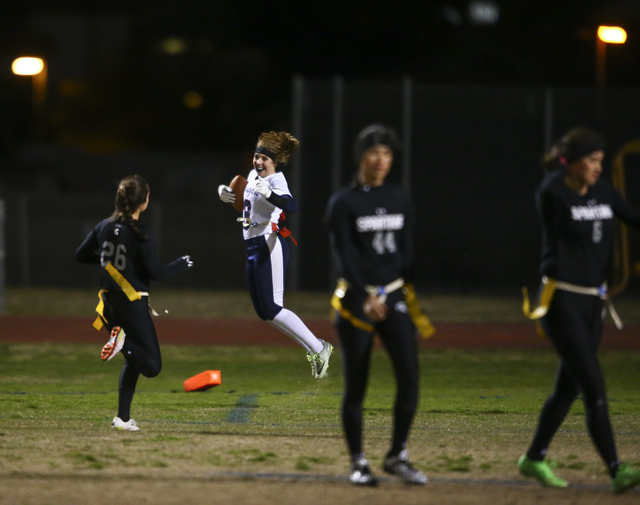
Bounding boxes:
565 140 606 163
255 146 278 163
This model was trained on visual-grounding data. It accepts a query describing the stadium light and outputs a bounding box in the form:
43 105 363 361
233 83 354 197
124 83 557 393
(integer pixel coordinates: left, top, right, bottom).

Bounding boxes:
12 57 44 76
595 25 627 115
598 26 627 44
12 56 48 140
468 0 499 25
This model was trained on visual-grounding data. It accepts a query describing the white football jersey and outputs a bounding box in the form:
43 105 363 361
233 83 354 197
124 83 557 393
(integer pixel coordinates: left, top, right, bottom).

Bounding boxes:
242 169 292 240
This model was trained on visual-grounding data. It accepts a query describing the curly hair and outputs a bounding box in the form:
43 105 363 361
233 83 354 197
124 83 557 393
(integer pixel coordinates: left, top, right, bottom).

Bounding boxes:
256 131 300 166
110 174 149 240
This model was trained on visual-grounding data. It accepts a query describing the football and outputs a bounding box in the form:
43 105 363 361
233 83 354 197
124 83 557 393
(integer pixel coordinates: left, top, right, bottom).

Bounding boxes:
229 175 247 212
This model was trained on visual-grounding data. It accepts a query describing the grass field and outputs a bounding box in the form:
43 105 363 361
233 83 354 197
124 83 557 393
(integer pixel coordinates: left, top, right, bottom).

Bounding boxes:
2 344 640 504
1 288 640 504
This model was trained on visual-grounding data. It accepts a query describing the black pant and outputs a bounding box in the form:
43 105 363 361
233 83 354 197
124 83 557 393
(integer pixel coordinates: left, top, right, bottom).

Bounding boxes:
104 291 162 421
336 288 420 458
526 289 618 475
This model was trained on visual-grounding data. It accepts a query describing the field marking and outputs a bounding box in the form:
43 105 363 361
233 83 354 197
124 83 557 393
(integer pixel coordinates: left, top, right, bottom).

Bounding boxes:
3 470 638 494
227 394 258 424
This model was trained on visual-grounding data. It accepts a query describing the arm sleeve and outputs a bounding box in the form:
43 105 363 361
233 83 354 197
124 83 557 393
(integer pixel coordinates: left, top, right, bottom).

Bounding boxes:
327 197 368 294
139 234 189 281
266 192 298 214
74 229 101 264
612 188 640 229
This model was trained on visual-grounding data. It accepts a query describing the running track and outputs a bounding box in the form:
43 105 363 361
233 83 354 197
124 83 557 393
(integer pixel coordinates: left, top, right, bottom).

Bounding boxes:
1 316 639 350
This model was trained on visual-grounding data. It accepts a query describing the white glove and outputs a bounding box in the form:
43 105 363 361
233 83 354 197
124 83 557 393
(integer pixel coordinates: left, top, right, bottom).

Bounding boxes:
181 255 194 268
217 184 235 204
254 178 272 199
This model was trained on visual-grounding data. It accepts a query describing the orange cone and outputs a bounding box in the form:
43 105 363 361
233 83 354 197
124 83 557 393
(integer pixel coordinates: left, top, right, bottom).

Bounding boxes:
183 370 222 392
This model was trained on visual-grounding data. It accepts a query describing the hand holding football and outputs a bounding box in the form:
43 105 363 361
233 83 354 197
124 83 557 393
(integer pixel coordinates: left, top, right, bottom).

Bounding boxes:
218 185 235 204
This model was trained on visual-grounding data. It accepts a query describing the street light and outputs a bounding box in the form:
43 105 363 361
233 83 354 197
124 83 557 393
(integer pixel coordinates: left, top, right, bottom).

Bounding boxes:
598 26 627 44
596 25 627 115
11 56 47 140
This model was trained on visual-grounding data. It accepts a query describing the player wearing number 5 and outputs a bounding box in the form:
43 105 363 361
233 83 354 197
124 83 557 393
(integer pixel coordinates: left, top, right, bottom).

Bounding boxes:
217 131 333 379
326 124 433 486
75 175 193 431
520 128 640 493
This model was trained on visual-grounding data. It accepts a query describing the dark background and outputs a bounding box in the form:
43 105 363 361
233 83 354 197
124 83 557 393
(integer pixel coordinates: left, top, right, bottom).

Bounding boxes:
2 0 640 295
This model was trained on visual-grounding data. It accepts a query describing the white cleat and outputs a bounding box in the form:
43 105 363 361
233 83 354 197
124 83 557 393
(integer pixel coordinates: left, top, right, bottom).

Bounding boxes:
112 417 140 431
101 326 126 361
383 449 428 485
350 456 378 486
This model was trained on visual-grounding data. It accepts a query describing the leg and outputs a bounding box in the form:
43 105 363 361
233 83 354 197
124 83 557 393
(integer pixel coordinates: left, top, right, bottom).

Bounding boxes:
544 293 619 474
117 303 162 378
246 235 323 354
526 363 579 461
375 302 420 456
336 314 374 457
375 294 428 485
104 295 162 378
117 359 139 422
103 295 162 430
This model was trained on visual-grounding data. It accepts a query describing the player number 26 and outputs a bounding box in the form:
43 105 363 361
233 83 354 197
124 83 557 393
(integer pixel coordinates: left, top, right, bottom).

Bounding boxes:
101 241 127 269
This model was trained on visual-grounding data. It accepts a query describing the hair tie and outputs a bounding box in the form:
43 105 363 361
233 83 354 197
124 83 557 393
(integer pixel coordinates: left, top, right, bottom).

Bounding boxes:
559 156 568 166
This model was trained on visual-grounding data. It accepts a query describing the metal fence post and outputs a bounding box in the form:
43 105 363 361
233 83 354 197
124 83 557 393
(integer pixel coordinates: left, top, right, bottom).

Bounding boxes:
19 193 29 287
402 76 413 193
0 199 5 314
289 74 305 292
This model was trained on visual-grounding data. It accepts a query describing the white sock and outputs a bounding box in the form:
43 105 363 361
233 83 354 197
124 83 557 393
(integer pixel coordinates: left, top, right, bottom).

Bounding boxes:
269 308 323 354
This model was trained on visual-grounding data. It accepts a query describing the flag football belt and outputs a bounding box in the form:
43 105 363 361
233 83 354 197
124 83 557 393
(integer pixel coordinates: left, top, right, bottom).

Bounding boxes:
237 217 297 245
522 276 623 330
92 262 151 331
330 278 435 338
365 278 405 303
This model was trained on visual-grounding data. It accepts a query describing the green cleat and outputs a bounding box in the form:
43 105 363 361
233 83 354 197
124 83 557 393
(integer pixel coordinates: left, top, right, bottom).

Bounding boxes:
307 340 333 379
611 463 640 494
518 454 568 488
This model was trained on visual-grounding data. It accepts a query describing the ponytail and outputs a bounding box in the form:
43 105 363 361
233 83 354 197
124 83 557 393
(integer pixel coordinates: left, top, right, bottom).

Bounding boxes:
110 174 149 240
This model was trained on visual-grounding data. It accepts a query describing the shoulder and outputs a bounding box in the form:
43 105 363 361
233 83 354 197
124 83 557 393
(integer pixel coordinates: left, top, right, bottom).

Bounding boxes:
385 183 410 202
327 185 357 212
269 172 288 184
137 222 153 235
537 170 564 196
373 183 411 211
94 217 115 234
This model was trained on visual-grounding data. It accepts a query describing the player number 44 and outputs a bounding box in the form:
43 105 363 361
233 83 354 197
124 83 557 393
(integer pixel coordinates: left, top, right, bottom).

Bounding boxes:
101 241 127 269
372 231 397 255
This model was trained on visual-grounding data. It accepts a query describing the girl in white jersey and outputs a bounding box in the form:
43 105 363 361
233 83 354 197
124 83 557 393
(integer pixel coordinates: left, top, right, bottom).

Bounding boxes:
218 131 333 379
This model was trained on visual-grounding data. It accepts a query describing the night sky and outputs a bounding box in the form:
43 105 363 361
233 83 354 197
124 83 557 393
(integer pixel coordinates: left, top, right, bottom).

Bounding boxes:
2 0 640 151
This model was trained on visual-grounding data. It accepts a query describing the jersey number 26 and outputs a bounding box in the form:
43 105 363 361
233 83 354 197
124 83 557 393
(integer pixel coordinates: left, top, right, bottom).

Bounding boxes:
101 241 127 269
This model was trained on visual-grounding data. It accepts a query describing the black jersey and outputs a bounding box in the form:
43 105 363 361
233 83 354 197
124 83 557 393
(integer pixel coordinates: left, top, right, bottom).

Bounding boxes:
537 170 640 286
326 182 414 293
75 218 188 292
